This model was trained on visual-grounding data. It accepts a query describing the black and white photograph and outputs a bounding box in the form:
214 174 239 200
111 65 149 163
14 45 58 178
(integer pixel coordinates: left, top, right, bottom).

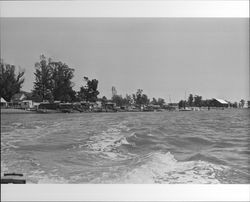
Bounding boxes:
0 0 249 201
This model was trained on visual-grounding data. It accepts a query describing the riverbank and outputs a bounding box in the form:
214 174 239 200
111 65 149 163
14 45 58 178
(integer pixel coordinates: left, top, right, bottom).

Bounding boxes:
0 108 36 114
1 107 246 114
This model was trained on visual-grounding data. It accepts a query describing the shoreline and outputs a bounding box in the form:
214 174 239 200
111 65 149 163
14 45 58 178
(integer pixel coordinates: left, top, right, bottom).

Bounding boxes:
0 108 37 114
1 107 246 115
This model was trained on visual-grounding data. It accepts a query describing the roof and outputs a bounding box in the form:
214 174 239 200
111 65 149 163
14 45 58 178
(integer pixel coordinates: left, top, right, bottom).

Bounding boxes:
12 93 26 101
1 97 7 103
214 98 228 104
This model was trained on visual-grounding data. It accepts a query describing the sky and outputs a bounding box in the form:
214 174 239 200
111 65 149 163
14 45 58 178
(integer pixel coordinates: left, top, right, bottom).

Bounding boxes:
1 18 249 102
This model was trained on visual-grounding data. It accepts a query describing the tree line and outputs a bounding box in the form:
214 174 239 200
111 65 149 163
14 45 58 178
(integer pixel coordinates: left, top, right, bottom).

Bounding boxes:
110 89 166 108
0 56 166 106
0 56 247 108
1 56 100 103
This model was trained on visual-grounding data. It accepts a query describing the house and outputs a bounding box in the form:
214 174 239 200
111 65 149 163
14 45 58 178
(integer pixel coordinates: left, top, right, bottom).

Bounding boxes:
210 98 229 108
12 92 27 102
0 97 8 108
10 91 32 108
20 100 34 109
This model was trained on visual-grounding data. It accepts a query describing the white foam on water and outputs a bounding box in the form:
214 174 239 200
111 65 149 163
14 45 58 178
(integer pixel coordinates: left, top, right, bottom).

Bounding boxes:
111 152 228 184
25 169 69 184
85 122 134 160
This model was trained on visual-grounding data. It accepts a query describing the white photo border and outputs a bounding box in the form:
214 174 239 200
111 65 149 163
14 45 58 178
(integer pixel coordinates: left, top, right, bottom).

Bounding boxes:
0 0 249 201
0 0 249 18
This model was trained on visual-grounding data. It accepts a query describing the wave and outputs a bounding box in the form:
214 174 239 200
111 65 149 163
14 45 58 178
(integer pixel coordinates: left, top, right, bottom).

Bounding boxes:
106 152 229 184
85 122 136 159
183 136 213 146
185 153 228 165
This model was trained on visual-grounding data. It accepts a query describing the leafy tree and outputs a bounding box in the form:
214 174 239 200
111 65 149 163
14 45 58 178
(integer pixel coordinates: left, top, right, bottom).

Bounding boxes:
201 99 210 107
50 61 76 102
101 96 108 106
188 94 193 107
178 100 185 108
141 94 149 105
0 60 25 102
239 99 245 108
157 98 165 107
133 89 149 106
32 55 54 102
194 95 202 107
78 77 99 102
112 95 124 107
124 94 133 106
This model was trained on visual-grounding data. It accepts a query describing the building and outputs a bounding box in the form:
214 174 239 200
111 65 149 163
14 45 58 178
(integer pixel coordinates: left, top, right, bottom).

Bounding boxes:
11 91 32 108
11 92 27 102
20 100 34 109
0 97 8 108
210 98 229 108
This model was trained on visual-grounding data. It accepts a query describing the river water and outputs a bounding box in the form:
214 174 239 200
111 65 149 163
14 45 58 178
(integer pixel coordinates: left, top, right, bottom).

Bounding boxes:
1 109 249 183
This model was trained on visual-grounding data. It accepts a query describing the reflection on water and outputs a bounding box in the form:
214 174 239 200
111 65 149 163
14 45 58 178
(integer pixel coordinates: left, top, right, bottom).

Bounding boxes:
1 109 249 183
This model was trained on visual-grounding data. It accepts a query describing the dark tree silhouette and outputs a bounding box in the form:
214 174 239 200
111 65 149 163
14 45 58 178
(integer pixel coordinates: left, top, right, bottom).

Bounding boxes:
78 77 99 102
32 55 54 102
50 61 75 102
0 60 25 102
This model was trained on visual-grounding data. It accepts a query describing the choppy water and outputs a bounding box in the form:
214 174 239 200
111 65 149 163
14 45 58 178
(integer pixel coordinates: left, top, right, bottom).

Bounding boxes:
1 109 249 183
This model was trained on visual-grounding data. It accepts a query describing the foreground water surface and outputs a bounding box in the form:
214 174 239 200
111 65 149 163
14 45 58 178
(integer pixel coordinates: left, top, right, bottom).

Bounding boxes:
1 109 249 183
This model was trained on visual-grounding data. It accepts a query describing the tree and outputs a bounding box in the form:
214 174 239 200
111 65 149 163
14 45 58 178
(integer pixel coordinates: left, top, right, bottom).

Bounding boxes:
78 77 99 102
112 95 124 107
157 98 165 107
178 100 185 108
101 96 108 106
201 99 210 107
239 99 245 108
141 94 150 105
194 95 202 107
188 94 194 107
0 60 25 102
151 97 158 105
124 94 133 106
132 89 149 106
50 61 76 102
32 55 54 102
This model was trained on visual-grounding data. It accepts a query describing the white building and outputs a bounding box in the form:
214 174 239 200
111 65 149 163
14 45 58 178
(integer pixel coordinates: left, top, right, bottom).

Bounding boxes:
0 97 8 107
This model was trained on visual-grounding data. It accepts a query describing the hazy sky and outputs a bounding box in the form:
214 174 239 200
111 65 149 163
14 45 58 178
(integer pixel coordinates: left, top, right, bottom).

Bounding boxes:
1 18 249 102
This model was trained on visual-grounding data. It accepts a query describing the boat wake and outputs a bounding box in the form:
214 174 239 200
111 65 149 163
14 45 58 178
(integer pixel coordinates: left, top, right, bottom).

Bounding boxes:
92 152 230 184
81 123 231 184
